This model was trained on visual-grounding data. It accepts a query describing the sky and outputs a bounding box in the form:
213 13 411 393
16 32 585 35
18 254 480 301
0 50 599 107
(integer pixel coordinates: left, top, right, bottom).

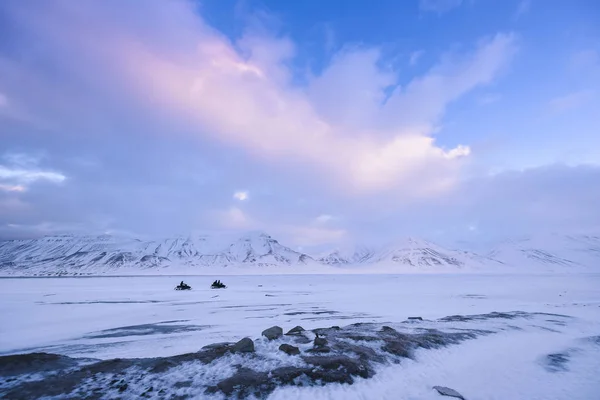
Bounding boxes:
0 0 599 250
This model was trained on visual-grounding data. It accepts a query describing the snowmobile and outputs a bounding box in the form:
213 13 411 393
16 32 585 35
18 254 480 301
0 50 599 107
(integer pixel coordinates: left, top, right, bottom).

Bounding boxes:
211 279 227 289
175 281 192 290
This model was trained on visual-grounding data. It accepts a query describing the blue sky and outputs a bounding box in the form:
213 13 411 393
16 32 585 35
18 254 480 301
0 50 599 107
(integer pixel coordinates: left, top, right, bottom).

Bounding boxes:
0 0 599 249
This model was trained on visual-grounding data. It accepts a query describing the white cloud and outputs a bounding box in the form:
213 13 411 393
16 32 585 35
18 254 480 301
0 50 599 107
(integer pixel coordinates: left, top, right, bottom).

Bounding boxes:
233 191 249 201
119 25 516 194
419 0 463 14
0 152 66 190
0 93 7 107
0 166 65 184
0 184 26 192
0 1 517 198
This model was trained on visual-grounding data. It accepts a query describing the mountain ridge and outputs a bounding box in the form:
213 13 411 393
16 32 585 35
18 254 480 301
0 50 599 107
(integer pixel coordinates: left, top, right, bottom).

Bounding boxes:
0 231 598 276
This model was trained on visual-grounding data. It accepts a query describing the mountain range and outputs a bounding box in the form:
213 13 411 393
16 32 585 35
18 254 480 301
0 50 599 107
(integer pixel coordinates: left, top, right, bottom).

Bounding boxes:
0 231 598 276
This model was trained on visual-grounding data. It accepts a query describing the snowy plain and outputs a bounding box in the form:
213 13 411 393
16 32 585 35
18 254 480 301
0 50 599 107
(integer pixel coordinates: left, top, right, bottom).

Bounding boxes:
1 273 600 399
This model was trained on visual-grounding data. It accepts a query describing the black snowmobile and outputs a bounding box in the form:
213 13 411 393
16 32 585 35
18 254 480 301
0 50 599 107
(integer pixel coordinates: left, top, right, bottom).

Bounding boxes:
211 279 227 289
175 281 192 290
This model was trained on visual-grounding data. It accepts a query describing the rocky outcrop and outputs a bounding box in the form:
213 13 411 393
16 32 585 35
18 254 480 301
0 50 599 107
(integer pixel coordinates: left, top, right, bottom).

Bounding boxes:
285 325 305 335
3 312 568 399
261 326 283 340
232 337 255 353
278 344 300 356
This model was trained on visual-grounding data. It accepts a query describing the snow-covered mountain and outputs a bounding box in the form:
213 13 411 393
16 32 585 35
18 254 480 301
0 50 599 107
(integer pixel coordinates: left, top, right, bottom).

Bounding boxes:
316 244 375 265
0 231 598 276
486 233 600 269
0 231 313 275
318 238 501 270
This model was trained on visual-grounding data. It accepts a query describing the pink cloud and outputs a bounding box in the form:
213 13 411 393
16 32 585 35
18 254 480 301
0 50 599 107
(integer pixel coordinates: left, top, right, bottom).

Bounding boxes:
3 0 517 196
120 32 514 194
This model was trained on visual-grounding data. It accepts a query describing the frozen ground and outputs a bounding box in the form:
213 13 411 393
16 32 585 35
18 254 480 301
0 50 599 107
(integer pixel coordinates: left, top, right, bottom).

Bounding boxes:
1 273 600 399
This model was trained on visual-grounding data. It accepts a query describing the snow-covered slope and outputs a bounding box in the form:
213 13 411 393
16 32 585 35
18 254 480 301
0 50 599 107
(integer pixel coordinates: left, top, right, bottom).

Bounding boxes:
370 238 468 267
319 238 500 270
487 233 600 270
0 231 313 275
1 231 598 276
316 244 376 265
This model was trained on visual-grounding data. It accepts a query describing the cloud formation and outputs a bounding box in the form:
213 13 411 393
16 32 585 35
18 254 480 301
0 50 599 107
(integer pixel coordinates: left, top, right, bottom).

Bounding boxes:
233 191 249 201
1 0 517 196
0 0 596 247
0 153 66 191
124 28 513 194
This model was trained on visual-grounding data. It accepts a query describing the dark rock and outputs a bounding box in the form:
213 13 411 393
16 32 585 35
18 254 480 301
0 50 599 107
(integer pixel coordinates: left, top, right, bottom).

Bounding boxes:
285 326 305 335
314 336 328 347
232 338 255 353
207 366 308 398
433 385 465 399
380 326 397 333
81 358 136 375
279 344 300 356
262 326 283 340
332 341 385 363
408 317 423 321
0 352 80 377
270 366 307 382
0 357 135 399
381 337 413 358
208 359 375 399
302 355 372 381
213 368 269 396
